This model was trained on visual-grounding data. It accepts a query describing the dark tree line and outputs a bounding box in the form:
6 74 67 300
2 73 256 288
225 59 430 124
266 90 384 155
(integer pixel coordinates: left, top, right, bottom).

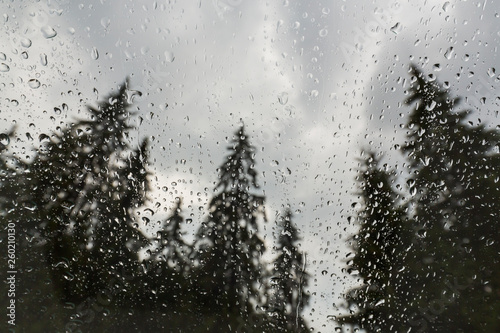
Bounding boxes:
0 81 310 332
340 65 500 332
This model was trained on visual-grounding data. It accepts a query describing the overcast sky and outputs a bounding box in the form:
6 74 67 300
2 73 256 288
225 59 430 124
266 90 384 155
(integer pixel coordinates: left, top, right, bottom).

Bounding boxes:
2 0 500 330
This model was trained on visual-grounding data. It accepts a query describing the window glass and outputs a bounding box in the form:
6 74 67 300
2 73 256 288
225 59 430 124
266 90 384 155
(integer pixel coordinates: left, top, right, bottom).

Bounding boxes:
1 1 499 332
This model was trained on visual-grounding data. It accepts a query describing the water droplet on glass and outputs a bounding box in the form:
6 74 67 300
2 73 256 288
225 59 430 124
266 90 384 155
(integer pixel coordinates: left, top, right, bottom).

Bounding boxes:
488 67 496 77
39 133 50 143
319 28 328 37
0 52 6 61
390 22 401 34
310 90 319 97
0 133 10 146
426 100 437 111
417 229 427 238
322 7 330 15
21 38 32 48
410 186 417 196
41 25 57 39
40 53 48 66
444 47 454 60
28 79 41 89
21 51 28 59
165 51 175 62
101 17 110 29
91 47 99 60
442 1 450 12
0 63 9 72
126 89 143 103
64 302 76 310
276 19 284 33
53 261 69 269
278 92 288 105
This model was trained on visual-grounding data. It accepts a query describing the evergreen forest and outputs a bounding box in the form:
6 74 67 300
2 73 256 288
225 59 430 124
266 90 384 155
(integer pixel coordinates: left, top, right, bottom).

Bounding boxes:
1 64 500 332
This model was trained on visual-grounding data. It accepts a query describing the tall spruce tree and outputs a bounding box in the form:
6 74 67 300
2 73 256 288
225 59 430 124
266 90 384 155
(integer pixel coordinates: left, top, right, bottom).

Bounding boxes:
1 129 68 332
195 125 268 331
154 198 191 273
402 65 500 332
338 152 408 332
147 198 192 306
341 65 500 332
271 208 310 332
1 80 151 332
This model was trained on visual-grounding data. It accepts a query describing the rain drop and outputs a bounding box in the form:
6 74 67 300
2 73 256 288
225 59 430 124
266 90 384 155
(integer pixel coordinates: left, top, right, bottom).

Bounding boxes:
319 28 328 37
101 17 111 29
444 47 454 60
28 79 41 89
276 19 284 33
278 92 288 105
127 89 143 103
39 133 50 143
91 47 99 60
0 63 9 72
390 22 401 34
0 133 10 146
21 38 32 48
165 51 175 62
40 53 48 66
41 26 57 39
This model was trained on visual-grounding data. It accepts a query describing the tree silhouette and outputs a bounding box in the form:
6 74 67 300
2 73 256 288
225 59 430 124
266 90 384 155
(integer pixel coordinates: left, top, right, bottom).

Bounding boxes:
0 80 152 332
37 80 149 304
194 125 268 331
341 65 500 332
154 198 191 273
271 208 310 332
1 128 68 332
402 65 500 332
338 152 408 332
143 198 192 309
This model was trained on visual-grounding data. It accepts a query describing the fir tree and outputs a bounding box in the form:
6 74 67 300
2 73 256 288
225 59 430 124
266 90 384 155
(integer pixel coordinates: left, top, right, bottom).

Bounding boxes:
271 208 310 332
195 125 267 331
402 65 500 332
0 80 152 332
338 152 408 332
155 198 191 271
341 65 500 332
